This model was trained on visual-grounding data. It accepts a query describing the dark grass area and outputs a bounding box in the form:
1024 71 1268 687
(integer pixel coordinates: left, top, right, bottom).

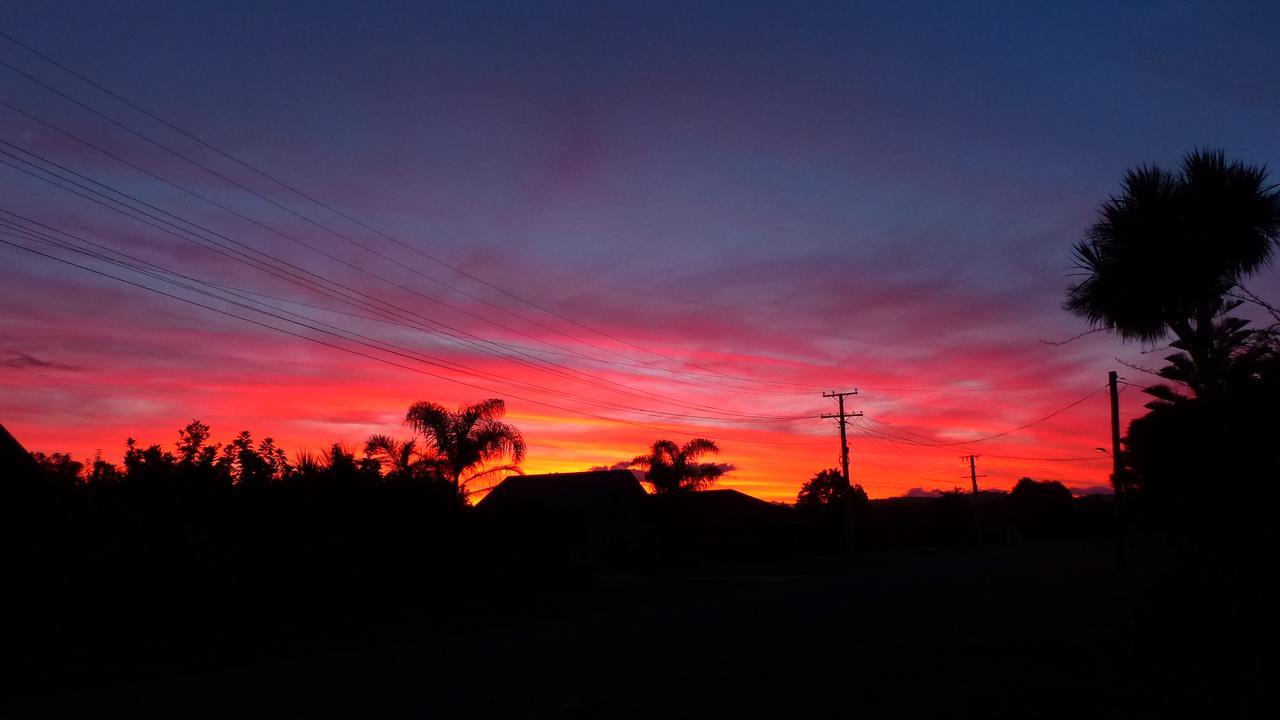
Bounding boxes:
562 539 1164 719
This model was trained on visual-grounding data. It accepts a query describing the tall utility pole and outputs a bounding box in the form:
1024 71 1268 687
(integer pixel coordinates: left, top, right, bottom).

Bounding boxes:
962 454 986 546
822 390 863 553
822 390 861 486
1109 370 1127 572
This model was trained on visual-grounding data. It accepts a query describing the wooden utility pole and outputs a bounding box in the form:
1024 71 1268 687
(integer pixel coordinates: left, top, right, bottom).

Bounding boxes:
1109 370 1127 572
962 454 986 546
822 390 863 553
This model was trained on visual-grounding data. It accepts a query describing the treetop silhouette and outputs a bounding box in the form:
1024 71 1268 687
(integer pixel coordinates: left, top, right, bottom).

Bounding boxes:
629 438 724 494
1066 148 1280 399
403 398 527 497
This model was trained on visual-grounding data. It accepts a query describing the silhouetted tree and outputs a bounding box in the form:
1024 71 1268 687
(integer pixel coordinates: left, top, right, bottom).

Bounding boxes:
1123 342 1280 715
218 431 284 490
176 420 217 466
1065 149 1280 400
31 451 82 489
171 419 230 490
629 438 723 494
85 451 122 486
363 434 445 483
290 450 327 483
122 437 177 488
316 443 380 485
404 399 526 498
1126 340 1280 515
796 468 868 510
1008 477 1074 537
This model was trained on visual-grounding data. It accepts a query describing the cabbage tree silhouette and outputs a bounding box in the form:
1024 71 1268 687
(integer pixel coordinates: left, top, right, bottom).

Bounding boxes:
404 399 526 498
1142 314 1276 405
1066 149 1280 399
629 438 723 494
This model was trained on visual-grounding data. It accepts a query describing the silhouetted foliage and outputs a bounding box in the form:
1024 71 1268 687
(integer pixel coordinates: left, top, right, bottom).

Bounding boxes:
1066 149 1280 400
1125 337 1280 524
31 451 82 489
1069 150 1280 716
794 468 870 549
1 414 479 679
629 438 723 494
1008 478 1074 538
121 436 178 489
220 430 288 490
0 405 1143 710
795 468 868 510
85 451 123 485
404 398 526 498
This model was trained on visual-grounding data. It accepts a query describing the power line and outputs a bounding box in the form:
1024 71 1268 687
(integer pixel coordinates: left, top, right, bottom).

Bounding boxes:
0 143 820 420
0 107 822 401
0 234 833 447
855 385 1107 449
0 214 820 426
0 37 834 392
857 380 1100 393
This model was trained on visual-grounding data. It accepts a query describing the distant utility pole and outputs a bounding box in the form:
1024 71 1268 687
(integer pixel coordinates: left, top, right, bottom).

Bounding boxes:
1109 370 1128 572
822 390 862 553
962 454 987 546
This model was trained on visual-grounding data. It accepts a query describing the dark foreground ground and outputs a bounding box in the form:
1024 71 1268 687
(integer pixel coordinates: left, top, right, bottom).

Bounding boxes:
10 538 1160 719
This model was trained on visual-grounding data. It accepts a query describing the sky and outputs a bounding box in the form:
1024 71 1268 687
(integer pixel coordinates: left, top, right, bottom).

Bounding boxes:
2 1 1279 500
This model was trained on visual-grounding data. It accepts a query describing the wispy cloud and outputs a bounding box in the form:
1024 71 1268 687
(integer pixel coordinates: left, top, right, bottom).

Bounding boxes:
2 351 82 372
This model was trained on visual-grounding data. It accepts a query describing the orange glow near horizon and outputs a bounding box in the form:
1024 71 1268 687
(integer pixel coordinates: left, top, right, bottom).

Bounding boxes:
1 286 1137 502
0 1 1270 505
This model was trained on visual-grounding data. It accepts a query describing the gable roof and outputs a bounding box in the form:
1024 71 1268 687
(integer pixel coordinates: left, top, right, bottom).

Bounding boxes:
476 469 647 512
0 422 39 481
651 488 789 524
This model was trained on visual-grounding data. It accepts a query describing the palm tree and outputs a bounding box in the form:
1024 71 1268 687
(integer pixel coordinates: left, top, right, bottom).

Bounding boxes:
1065 149 1280 399
629 438 724 494
363 434 444 482
404 398 526 497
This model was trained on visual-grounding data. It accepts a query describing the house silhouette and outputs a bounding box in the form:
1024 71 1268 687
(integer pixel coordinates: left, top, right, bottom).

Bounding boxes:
0 422 38 483
479 471 803 573
476 470 648 577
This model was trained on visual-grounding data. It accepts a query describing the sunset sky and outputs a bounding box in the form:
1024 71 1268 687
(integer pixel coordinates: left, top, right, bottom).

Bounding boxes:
3 1 1279 500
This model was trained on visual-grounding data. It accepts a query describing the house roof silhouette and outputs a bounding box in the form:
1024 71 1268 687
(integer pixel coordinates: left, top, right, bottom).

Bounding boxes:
650 488 790 527
476 469 647 513
0 422 39 481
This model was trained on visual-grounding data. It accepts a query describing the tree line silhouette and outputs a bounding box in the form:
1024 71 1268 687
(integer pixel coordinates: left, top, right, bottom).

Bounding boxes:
2 394 1115 683
794 468 1110 549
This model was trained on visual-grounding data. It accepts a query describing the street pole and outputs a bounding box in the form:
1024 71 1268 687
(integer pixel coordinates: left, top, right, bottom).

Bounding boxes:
822 390 863 554
966 454 983 546
1109 370 1127 572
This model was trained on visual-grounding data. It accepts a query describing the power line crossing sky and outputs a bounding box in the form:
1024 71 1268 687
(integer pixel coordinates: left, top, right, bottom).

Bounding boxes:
2 1 1277 499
